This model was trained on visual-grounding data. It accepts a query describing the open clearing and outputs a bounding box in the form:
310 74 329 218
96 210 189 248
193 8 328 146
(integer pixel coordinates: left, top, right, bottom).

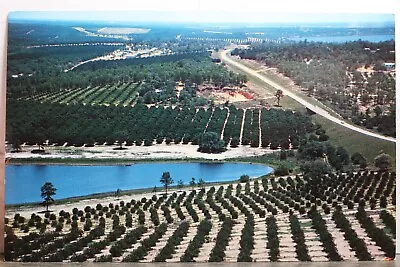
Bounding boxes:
7 143 273 161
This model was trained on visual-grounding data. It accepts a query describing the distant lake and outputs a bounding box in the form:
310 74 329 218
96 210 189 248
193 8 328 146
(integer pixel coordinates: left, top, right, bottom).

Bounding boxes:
289 34 395 43
5 162 273 205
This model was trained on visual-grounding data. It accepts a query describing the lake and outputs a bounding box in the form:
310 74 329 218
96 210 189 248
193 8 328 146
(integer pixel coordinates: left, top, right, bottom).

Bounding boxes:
5 162 273 204
288 34 395 43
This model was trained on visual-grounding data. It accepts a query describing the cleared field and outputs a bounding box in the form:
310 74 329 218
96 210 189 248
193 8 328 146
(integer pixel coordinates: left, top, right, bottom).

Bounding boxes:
5 171 395 262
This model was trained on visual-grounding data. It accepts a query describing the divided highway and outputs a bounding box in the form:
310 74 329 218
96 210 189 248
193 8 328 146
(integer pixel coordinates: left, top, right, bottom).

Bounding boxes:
220 49 396 143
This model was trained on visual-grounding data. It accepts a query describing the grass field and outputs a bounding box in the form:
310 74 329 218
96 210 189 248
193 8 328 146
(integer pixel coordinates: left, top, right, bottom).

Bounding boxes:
312 115 396 167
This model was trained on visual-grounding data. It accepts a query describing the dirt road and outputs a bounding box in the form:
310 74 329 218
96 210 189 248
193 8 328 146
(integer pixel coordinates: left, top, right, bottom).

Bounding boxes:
220 49 396 143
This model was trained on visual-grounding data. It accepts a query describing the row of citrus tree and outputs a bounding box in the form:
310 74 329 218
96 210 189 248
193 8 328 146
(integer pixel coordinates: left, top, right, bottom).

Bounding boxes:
7 100 315 150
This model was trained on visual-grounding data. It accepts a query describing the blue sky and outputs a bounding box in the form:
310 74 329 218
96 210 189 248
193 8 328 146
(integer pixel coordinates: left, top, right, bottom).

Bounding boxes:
8 11 394 26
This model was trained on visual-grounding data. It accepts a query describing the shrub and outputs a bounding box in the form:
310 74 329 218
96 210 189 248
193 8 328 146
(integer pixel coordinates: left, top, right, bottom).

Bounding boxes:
274 165 290 176
239 174 250 183
55 223 63 232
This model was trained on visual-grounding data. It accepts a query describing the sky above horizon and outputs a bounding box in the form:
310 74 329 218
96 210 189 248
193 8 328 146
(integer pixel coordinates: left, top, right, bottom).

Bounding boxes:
8 11 395 26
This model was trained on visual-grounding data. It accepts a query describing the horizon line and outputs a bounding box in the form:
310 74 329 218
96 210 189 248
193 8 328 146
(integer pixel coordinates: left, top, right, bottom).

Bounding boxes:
7 11 395 26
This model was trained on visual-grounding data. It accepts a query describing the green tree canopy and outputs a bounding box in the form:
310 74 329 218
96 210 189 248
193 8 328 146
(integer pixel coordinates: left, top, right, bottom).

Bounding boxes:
275 89 283 106
351 152 367 165
374 153 392 171
41 182 57 211
160 172 173 194
115 130 129 149
300 159 332 178
239 175 250 183
274 165 290 176
298 141 327 160
198 132 226 154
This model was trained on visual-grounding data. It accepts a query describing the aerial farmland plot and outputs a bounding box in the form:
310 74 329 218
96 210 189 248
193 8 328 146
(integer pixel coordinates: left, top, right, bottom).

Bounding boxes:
4 11 396 263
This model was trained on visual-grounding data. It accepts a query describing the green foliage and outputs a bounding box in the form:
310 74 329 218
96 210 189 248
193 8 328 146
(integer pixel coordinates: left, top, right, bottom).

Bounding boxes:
189 177 196 190
380 210 396 235
332 208 372 260
123 223 168 262
198 132 226 154
154 222 189 262
289 214 311 261
356 206 395 258
274 164 290 176
209 218 233 262
197 178 206 189
5 169 398 263
351 152 367 166
298 140 326 160
300 159 332 178
40 182 57 211
309 210 342 261
266 216 279 261
181 220 212 262
230 136 240 148
374 153 392 171
239 174 250 183
7 100 316 154
234 41 396 137
237 215 255 262
160 172 173 194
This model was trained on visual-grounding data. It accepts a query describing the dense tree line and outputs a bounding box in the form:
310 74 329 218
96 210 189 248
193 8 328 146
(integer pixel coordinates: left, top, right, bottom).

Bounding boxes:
380 210 395 236
355 206 395 258
180 220 212 262
266 216 279 261
7 100 315 151
332 207 372 260
289 214 311 261
208 218 234 262
309 210 342 261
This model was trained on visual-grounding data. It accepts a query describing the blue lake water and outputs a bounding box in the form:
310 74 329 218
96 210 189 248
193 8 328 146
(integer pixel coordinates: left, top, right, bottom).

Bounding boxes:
5 162 273 204
289 34 395 43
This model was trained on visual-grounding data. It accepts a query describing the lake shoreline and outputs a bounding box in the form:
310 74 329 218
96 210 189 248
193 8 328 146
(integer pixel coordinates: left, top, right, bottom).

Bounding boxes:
5 173 273 212
6 161 274 206
6 143 275 163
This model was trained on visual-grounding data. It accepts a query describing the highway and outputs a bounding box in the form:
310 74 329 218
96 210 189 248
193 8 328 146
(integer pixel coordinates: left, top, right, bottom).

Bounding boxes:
220 49 396 143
